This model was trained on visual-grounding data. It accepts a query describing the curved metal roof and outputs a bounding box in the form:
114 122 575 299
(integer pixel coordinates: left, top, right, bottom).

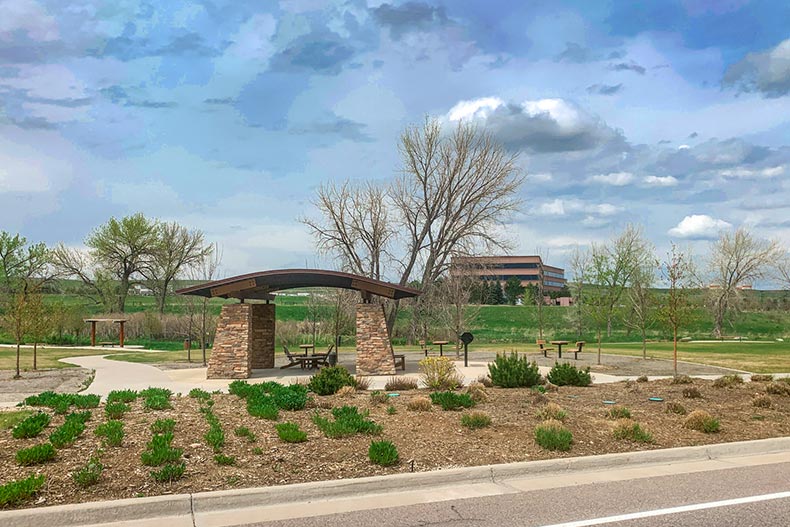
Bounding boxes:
175 269 421 300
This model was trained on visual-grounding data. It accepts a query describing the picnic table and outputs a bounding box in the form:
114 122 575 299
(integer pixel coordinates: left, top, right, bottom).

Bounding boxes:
432 340 450 357
551 340 570 359
299 344 315 355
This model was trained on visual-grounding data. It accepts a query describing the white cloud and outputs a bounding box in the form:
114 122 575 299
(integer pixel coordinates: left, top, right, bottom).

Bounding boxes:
723 38 790 98
668 214 732 239
0 0 58 42
643 175 678 187
533 199 622 217
588 171 634 186
528 172 553 182
718 165 785 179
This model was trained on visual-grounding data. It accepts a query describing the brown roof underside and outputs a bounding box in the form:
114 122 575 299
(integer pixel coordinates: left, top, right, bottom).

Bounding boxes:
175 269 421 300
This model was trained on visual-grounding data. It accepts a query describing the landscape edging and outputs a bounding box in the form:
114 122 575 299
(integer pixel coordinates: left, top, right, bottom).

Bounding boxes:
2 436 789 527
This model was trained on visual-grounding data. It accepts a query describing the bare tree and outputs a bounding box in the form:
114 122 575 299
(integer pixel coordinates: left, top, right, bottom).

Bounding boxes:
624 256 659 359
434 266 481 357
659 244 695 375
567 246 589 338
187 244 223 366
707 228 781 338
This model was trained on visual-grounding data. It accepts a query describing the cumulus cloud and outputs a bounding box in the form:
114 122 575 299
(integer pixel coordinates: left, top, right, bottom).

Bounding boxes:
643 175 678 187
718 165 785 179
723 38 790 98
447 97 620 153
668 214 732 239
588 172 634 186
534 198 622 217
0 0 59 42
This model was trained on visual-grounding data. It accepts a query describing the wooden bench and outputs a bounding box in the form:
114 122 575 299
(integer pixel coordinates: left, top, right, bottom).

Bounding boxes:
100 341 116 348
419 340 432 357
393 354 405 371
537 340 554 357
569 341 585 360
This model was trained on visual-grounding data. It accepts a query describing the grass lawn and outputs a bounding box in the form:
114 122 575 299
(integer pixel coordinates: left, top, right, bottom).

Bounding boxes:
104 349 210 365
0 346 122 371
0 410 33 430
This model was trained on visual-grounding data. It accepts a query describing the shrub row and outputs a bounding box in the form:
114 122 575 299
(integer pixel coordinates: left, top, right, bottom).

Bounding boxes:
20 392 100 414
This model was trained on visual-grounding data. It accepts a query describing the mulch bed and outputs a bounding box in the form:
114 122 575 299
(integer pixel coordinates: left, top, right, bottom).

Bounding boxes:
1 378 788 510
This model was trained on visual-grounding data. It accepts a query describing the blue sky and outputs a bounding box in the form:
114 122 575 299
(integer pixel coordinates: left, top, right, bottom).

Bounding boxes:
1 0 789 278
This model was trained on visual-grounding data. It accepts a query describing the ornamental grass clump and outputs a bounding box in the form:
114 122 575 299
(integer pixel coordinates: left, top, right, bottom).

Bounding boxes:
487 353 541 388
234 426 256 442
671 375 693 385
106 389 138 404
0 474 46 508
384 377 419 391
461 411 492 430
665 402 687 415
94 420 124 447
368 440 399 466
547 363 592 387
15 443 56 466
612 420 654 443
308 366 356 396
312 406 382 438
684 410 720 433
11 412 50 439
140 387 173 410
429 391 475 411
713 374 744 388
682 387 702 399
536 402 567 421
750 374 773 383
406 396 432 412
246 395 279 420
369 391 389 405
72 457 103 487
150 463 186 483
465 382 489 403
765 382 790 396
151 418 176 434
214 454 236 466
188 388 212 401
21 392 99 414
534 420 573 451
418 357 463 391
607 406 631 419
49 415 86 448
275 422 308 443
752 395 772 408
141 433 183 466
105 402 131 420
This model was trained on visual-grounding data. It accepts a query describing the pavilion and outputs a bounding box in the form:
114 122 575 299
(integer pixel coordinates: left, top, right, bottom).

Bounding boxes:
176 269 421 379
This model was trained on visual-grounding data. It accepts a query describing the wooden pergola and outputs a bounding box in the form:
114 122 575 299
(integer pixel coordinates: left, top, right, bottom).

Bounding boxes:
84 318 128 347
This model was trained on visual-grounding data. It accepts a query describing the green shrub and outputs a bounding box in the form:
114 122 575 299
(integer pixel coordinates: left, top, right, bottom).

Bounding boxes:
21 392 99 413
49 417 86 448
547 363 592 387
665 402 687 415
12 412 51 439
713 374 744 388
275 422 308 443
67 411 92 424
312 406 382 438
105 401 131 419
607 406 631 419
151 418 176 434
144 395 172 411
387 405 397 415
140 387 173 399
247 396 279 420
204 426 225 453
228 380 255 398
536 402 567 421
252 447 263 455
684 410 720 433
71 394 101 409
418 357 463 391
369 391 389 405
95 420 124 446
461 411 492 430
234 426 256 442
188 388 212 401
214 454 236 466
271 384 309 411
612 420 653 443
308 366 356 396
368 440 399 466
106 389 138 404
16 443 56 465
384 377 419 391
487 353 541 388
429 391 475 411
682 387 701 399
150 463 185 483
73 457 103 487
534 420 573 451
0 474 46 508
141 433 183 466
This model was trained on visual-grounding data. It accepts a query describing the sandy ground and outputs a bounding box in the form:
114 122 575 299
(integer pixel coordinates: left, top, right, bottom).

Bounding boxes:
0 368 93 406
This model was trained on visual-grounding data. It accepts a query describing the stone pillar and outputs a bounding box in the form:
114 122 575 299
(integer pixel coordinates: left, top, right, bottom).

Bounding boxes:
250 303 275 369
355 303 396 376
207 303 252 379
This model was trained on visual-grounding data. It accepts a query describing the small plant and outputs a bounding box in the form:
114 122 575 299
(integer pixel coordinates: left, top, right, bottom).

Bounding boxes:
547 363 592 387
68 411 92 424
0 474 46 508
214 454 236 466
247 397 279 420
636 375 648 383
684 410 720 433
228 380 255 398
407 396 433 412
140 387 173 399
49 415 87 448
204 424 225 453
418 356 463 391
671 375 693 385
144 395 172 411
95 420 124 446
752 395 772 408
141 433 183 466
465 382 489 403
461 411 492 430
476 375 494 388
385 377 419 391
750 374 773 382
271 384 309 411
73 457 103 487
607 406 631 419
151 418 176 434
369 391 389 405
188 388 212 401
532 385 547 394
253 447 264 455
275 422 308 443
682 387 701 399
386 405 397 415
488 353 541 388
16 443 56 466
534 420 573 451
336 385 356 398
106 389 138 404
765 382 790 396
612 420 653 442
665 402 687 415
12 412 51 439
536 402 567 421
105 401 131 419
312 406 382 438
150 462 186 483
21 392 99 413
713 374 744 388
368 440 399 466
234 426 257 442
308 366 356 396
353 376 372 391
429 391 475 411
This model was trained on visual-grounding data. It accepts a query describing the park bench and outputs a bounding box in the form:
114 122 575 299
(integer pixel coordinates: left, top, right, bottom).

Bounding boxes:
569 341 585 360
100 341 116 348
537 340 554 357
419 340 432 357
393 353 405 371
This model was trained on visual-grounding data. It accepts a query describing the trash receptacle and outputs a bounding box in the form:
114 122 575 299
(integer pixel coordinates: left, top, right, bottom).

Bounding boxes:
184 339 191 350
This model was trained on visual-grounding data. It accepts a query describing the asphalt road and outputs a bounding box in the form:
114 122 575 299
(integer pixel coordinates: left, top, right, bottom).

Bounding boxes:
247 461 790 527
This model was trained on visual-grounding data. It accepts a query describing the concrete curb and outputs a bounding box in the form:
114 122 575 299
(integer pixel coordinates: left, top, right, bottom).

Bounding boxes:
3 436 789 527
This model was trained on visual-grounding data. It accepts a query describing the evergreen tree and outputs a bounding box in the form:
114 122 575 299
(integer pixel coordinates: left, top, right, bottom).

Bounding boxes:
490 280 505 305
504 276 524 305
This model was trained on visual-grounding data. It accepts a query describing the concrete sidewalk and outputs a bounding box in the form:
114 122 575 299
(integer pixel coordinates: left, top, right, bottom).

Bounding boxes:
2 437 788 527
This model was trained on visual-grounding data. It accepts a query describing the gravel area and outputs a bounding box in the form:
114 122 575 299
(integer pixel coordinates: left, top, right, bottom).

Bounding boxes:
0 368 94 406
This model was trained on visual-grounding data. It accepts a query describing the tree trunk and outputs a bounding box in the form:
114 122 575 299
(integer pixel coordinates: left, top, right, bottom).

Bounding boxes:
641 329 646 360
673 325 678 376
15 343 21 379
597 328 602 365
201 299 207 366
33 342 37 370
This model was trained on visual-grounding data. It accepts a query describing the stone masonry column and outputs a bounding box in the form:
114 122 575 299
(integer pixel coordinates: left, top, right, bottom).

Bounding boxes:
250 303 275 369
355 303 396 376
207 303 253 379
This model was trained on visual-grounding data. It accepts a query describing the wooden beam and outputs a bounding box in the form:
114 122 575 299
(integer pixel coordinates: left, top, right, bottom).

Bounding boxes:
351 279 395 299
210 278 258 297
